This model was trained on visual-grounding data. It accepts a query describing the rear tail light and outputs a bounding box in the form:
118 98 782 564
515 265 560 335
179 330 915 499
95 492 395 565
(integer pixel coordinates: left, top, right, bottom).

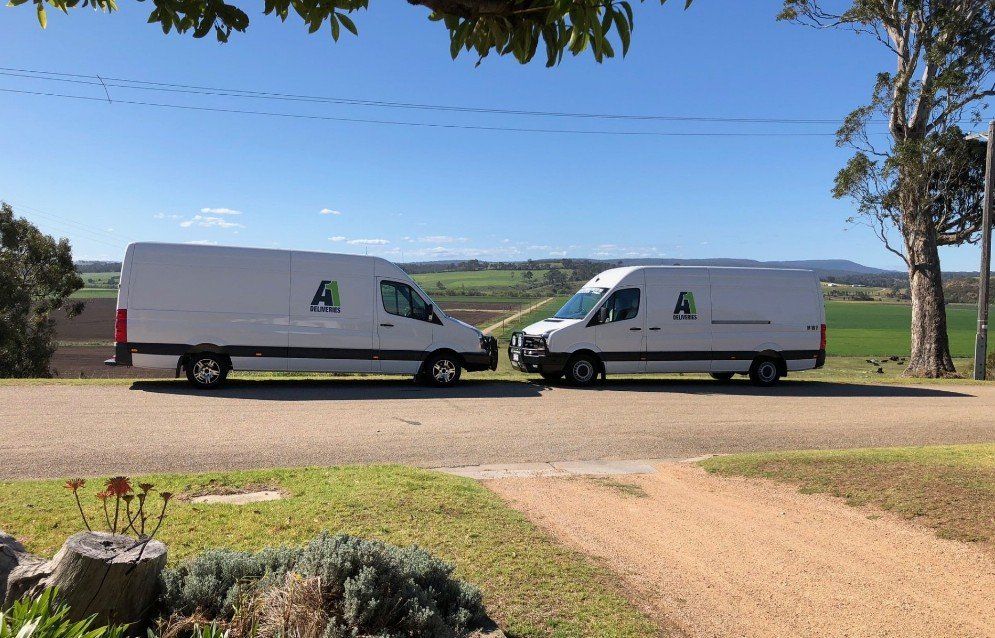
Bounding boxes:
820 323 827 350
114 309 127 343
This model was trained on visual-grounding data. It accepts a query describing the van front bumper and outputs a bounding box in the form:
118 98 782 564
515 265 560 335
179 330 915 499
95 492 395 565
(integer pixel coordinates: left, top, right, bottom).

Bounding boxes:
463 336 499 372
508 332 568 374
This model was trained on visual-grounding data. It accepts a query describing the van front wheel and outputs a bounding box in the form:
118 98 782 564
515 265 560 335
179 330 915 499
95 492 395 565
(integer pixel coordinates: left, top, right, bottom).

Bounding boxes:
185 354 229 389
425 353 462 387
749 357 782 387
565 354 599 387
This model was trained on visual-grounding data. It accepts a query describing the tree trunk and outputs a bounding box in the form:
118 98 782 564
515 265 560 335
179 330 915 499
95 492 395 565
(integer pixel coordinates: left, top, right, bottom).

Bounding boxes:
2 531 166 627
904 216 958 377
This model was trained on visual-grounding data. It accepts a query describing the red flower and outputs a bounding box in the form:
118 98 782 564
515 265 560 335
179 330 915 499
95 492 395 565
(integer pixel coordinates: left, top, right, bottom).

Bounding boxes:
64 478 86 492
95 490 110 501
160 492 173 503
106 476 132 496
138 483 154 494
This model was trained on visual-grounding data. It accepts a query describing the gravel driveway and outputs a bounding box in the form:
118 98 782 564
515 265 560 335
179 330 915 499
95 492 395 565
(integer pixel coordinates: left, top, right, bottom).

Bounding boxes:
2 379 994 479
488 463 995 638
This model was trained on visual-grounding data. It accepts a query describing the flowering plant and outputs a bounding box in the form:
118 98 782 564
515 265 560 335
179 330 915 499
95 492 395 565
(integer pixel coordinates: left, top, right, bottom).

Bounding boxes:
65 476 171 540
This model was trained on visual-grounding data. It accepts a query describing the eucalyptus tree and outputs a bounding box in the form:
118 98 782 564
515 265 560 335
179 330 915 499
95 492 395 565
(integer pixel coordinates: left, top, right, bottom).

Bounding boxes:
781 0 995 377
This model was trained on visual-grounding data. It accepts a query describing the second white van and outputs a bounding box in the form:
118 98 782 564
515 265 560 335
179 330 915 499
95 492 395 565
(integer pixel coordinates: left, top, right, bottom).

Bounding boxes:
106 243 498 388
508 266 825 387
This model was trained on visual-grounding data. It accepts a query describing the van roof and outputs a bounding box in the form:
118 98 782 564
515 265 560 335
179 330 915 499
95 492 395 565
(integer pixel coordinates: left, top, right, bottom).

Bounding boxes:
584 265 816 288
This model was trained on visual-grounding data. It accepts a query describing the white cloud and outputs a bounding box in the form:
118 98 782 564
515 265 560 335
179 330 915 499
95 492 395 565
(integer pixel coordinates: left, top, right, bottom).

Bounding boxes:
185 239 219 245
180 215 245 229
200 207 242 216
329 236 346 242
105 228 115 232
549 251 567 258
153 213 182 220
347 238 390 246
417 235 467 244
319 208 342 215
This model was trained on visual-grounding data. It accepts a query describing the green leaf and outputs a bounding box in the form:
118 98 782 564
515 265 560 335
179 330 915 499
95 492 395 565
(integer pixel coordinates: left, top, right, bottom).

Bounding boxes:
337 11 357 35
36 2 47 28
329 13 339 40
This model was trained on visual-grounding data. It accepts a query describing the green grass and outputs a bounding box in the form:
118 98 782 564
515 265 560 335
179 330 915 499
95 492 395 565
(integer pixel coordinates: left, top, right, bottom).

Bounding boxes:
0 466 659 638
701 445 995 547
825 300 991 357
490 295 571 341
70 288 118 299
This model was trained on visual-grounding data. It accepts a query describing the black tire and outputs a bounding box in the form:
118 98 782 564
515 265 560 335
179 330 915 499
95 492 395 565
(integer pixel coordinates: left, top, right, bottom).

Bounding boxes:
749 357 782 387
185 353 229 389
565 354 599 387
424 352 462 387
540 370 564 383
710 372 735 382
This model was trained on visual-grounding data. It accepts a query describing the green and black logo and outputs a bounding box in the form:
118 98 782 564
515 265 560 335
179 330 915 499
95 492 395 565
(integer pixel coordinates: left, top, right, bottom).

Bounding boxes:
673 291 698 321
310 280 342 313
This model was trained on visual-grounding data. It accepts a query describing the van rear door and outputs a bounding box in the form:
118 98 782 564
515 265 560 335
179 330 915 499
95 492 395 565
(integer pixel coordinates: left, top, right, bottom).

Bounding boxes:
644 268 712 372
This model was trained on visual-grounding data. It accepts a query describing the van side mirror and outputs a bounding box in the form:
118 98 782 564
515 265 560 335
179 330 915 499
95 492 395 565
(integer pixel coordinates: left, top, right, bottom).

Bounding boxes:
595 306 609 324
426 304 437 323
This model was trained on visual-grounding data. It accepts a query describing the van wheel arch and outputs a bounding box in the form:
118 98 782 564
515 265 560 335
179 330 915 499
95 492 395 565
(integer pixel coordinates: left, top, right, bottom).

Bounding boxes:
568 349 605 375
418 348 463 376
180 346 232 373
419 349 463 387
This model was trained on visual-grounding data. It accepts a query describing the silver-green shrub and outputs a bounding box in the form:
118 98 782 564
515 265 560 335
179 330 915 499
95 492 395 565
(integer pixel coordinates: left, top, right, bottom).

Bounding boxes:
157 533 483 638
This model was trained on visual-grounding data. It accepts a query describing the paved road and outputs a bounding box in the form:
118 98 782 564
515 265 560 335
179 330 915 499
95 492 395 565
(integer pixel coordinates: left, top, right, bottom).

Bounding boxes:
2 379 995 479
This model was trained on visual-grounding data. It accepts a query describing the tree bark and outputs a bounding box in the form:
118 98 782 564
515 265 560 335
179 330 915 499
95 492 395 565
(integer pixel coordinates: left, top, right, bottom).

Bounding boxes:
2 531 166 627
904 213 959 377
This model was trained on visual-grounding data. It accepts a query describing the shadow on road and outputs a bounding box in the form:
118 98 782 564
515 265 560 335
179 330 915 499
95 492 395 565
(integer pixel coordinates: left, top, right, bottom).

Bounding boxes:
129 378 545 400
581 378 977 398
128 376 976 400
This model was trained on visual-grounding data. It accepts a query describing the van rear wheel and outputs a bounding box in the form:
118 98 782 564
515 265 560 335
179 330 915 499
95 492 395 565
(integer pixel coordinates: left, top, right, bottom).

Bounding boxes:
565 354 599 387
749 357 781 387
185 353 229 389
425 352 462 387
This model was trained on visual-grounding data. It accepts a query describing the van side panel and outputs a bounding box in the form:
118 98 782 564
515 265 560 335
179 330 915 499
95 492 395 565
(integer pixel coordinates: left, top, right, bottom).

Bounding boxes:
643 267 712 372
709 269 822 373
126 244 291 371
288 251 375 372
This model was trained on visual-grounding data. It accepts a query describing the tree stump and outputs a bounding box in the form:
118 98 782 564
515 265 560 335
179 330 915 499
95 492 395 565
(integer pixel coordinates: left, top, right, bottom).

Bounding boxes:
2 531 167 626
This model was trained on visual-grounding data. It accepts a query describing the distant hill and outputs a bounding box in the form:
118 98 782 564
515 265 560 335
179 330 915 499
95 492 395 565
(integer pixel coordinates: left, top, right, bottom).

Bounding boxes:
74 257 903 281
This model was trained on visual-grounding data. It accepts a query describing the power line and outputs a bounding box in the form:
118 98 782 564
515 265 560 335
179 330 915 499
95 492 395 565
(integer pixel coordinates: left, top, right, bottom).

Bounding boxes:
0 87 843 137
5 201 132 248
0 65 860 126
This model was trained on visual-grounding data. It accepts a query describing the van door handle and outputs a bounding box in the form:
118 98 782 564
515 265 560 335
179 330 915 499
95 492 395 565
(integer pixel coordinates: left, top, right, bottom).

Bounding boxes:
380 323 394 327
629 327 642 331
649 327 661 331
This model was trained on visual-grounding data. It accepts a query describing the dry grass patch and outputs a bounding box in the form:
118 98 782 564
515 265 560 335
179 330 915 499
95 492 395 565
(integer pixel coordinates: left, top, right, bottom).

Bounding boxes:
701 444 995 546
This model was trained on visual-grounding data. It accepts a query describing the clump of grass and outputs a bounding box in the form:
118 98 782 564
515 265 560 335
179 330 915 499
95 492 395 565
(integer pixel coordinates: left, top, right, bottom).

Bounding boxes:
583 477 648 499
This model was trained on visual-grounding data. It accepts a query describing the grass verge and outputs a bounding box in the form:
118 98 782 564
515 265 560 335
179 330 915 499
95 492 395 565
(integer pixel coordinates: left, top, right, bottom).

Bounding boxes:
0 465 659 638
700 444 995 548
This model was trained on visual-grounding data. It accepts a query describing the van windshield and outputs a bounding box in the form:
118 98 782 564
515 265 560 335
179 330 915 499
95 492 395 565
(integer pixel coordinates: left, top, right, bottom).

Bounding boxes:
554 287 608 319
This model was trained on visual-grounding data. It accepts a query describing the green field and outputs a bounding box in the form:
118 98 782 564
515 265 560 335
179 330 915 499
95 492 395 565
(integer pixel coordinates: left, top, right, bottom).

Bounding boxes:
825 301 990 357
412 268 570 295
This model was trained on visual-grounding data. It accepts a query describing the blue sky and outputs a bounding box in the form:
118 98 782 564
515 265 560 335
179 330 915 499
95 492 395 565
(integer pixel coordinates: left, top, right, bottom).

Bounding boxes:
0 1 987 270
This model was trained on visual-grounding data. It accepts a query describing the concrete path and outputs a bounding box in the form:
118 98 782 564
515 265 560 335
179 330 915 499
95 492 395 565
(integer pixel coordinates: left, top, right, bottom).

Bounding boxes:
488 463 995 638
2 379 995 479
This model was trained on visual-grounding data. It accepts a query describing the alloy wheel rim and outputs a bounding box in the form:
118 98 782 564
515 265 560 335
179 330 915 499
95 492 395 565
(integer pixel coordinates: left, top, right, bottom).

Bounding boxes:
193 359 221 384
433 359 456 383
573 360 594 382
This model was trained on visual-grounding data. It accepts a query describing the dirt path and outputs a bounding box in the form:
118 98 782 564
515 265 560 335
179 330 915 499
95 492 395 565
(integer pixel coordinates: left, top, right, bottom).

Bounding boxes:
488 463 995 638
480 297 554 335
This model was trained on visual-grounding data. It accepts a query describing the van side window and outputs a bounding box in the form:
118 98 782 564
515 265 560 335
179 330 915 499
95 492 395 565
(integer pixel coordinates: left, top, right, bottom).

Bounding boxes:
601 288 640 323
381 281 430 321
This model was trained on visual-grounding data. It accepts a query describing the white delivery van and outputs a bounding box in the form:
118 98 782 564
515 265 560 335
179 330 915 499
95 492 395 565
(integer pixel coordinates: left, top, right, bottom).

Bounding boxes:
508 266 825 387
106 243 498 388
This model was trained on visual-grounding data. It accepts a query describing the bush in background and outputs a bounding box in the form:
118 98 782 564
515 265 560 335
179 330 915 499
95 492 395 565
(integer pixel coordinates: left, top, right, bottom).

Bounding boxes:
0 202 83 378
158 533 484 638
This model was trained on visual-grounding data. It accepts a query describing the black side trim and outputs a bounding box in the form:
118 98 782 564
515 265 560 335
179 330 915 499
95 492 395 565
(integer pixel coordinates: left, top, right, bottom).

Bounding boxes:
122 342 433 362
572 350 823 363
